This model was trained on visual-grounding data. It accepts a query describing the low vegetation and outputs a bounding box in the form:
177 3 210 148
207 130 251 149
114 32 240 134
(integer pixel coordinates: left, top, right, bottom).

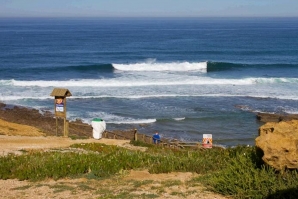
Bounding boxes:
0 142 298 199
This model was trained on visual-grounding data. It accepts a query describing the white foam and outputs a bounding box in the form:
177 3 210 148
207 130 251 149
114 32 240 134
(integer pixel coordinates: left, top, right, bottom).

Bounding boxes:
254 77 298 84
3 76 298 88
106 119 156 124
173 117 185 121
113 61 207 72
84 111 156 124
283 108 298 114
2 93 298 102
0 96 51 101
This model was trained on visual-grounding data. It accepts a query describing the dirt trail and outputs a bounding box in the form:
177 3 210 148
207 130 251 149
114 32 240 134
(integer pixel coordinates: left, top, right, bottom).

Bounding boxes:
0 135 131 156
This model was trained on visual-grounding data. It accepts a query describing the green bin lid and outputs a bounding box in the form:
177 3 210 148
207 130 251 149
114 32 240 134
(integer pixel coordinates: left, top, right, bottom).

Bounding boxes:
92 118 103 122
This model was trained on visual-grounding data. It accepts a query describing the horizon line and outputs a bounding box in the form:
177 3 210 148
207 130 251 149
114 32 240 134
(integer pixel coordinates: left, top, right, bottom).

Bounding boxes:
1 16 298 19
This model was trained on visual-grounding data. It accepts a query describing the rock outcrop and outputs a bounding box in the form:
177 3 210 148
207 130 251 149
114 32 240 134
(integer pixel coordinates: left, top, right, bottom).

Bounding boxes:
256 112 298 123
255 120 298 170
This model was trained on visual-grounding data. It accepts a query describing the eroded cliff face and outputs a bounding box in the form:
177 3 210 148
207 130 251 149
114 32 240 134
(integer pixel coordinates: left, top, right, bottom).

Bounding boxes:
256 120 298 170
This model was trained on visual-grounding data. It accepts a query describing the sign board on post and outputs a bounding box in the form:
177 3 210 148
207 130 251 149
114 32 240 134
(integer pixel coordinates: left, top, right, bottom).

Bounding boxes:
55 96 66 118
202 134 212 148
50 88 72 137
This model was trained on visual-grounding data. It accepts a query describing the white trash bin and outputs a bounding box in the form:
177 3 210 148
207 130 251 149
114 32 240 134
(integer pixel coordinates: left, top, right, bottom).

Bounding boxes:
91 118 106 139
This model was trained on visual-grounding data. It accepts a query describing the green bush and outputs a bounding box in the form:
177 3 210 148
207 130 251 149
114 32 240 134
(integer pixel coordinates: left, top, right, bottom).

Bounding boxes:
0 152 99 180
1 143 298 199
197 146 298 199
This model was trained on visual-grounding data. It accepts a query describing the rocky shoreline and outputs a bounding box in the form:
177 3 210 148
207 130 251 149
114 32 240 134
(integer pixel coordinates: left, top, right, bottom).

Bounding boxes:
0 102 135 139
2 101 298 144
256 112 298 123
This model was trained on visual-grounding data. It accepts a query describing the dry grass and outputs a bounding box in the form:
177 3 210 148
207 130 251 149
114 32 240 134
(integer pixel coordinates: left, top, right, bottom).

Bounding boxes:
0 119 45 136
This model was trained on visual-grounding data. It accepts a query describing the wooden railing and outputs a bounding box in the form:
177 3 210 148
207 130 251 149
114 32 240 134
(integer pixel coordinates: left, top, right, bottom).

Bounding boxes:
102 131 132 140
134 130 202 149
68 123 203 149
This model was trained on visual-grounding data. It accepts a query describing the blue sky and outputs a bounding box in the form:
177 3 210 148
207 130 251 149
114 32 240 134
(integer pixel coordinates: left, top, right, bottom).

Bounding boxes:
1 0 298 18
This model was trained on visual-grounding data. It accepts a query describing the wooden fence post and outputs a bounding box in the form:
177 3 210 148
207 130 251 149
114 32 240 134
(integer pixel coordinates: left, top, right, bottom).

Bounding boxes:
56 117 58 136
65 120 69 137
134 129 137 141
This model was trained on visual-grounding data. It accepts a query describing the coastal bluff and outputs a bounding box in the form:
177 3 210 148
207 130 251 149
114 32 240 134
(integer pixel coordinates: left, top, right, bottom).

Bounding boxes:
256 118 298 170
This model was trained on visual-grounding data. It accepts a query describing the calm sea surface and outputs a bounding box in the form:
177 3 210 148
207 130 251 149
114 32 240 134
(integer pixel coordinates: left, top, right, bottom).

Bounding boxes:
1 17 298 146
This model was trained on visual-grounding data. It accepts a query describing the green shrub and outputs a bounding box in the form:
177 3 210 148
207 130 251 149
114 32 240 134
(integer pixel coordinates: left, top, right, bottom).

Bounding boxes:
197 146 298 199
1 143 298 199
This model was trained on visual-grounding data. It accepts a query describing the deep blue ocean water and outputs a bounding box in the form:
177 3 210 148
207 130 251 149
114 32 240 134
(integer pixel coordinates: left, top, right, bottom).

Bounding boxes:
1 17 298 147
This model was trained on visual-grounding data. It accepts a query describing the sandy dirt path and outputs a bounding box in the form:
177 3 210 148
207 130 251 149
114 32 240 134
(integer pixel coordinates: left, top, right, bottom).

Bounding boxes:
0 135 130 156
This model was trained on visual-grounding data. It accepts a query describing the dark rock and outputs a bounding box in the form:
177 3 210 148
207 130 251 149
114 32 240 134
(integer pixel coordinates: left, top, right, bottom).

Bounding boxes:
0 102 134 138
256 112 298 123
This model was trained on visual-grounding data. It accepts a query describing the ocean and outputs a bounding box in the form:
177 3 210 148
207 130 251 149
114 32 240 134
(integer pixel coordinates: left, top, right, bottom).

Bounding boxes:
1 17 298 147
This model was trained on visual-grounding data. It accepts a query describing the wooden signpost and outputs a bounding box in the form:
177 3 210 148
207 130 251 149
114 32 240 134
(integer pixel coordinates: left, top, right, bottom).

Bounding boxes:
50 88 72 137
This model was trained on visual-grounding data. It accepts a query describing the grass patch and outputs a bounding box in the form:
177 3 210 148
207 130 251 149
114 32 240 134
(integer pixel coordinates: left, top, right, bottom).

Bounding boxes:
11 185 32 190
191 146 298 199
1 143 298 198
170 191 186 197
161 180 182 187
69 135 89 140
50 184 75 193
132 180 154 188
76 183 95 191
112 192 159 199
130 140 154 148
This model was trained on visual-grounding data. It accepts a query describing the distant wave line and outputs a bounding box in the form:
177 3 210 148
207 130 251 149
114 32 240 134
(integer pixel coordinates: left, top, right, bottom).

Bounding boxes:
113 61 207 71
113 60 298 72
207 61 298 72
70 94 298 101
0 63 114 73
173 117 185 121
2 77 298 87
1 94 298 101
106 119 156 124
2 61 297 74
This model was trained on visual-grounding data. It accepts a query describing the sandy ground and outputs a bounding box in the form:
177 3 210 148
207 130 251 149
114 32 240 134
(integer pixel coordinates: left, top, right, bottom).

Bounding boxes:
0 119 229 199
0 135 134 156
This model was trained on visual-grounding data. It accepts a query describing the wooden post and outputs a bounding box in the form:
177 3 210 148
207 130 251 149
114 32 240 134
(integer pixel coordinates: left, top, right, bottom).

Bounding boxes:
63 118 66 137
134 129 137 141
64 98 67 137
66 120 69 137
50 88 72 138
56 117 58 136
